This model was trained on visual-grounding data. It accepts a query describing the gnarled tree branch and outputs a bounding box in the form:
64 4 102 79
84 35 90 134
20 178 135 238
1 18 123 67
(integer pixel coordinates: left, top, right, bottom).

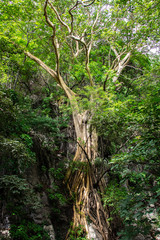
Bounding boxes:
24 51 58 81
47 0 71 33
44 0 60 75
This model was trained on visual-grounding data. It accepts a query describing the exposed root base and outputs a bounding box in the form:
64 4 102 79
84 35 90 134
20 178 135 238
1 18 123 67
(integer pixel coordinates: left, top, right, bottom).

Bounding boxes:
66 165 113 240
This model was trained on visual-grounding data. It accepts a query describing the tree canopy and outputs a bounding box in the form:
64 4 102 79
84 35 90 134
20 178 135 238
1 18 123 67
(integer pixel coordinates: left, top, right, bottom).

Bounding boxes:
0 0 160 239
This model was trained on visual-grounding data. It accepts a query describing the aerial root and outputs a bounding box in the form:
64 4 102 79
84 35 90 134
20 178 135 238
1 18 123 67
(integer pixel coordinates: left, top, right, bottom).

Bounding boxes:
65 165 111 240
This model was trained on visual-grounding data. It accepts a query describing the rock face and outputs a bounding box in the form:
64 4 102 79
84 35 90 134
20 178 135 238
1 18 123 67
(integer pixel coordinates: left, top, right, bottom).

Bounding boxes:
0 127 73 240
134 234 152 240
0 229 10 239
25 132 72 240
44 225 55 240
88 223 103 240
0 214 10 239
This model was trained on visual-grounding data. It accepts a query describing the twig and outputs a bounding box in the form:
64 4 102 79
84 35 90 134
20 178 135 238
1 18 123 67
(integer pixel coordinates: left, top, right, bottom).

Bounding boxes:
68 1 80 34
83 0 95 7
126 65 143 71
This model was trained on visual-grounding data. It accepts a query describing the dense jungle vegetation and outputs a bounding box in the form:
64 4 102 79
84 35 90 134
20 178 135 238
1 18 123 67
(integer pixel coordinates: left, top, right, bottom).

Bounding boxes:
0 0 160 239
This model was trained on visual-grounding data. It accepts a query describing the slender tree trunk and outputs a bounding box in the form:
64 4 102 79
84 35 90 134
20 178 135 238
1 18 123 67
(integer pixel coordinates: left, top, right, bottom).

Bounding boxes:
66 110 113 240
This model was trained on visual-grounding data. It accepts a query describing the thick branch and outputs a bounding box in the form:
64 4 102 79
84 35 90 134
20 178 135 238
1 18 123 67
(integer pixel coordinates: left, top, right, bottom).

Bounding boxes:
119 51 131 66
110 47 127 69
25 51 58 81
66 38 83 58
112 51 131 82
44 0 96 86
85 47 94 86
24 51 76 101
51 34 60 75
44 0 55 30
44 0 60 75
75 41 83 57
68 0 96 33
69 1 80 34
48 1 71 33
103 48 131 90
111 46 120 61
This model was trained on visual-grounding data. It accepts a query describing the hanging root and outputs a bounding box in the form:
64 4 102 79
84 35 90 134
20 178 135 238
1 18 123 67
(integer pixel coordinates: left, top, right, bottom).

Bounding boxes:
65 163 113 240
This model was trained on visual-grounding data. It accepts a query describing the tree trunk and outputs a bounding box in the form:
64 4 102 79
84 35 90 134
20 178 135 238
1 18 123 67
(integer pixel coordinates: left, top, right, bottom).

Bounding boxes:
66 110 113 240
24 52 113 239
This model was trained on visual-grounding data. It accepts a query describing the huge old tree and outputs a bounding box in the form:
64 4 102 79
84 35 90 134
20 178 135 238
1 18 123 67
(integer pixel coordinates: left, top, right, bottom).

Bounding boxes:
25 0 159 239
1 0 159 239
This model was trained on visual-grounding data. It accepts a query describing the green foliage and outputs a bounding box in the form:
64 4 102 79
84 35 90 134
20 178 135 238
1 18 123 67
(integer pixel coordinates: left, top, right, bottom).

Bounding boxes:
68 224 88 240
49 168 65 180
0 88 36 174
47 168 67 206
0 84 69 236
70 161 89 174
0 137 35 174
101 61 160 238
0 90 16 134
21 134 33 148
47 188 67 206
103 181 127 214
10 221 50 240
0 175 41 211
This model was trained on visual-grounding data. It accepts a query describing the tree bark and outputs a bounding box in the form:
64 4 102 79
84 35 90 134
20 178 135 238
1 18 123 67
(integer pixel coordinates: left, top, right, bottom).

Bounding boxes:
66 110 112 240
